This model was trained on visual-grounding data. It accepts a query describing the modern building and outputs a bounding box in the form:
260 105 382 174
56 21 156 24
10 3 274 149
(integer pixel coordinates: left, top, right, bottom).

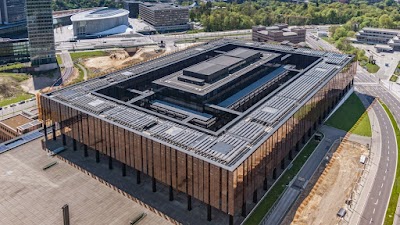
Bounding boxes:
26 0 57 70
71 8 129 38
139 2 190 32
124 0 141 18
252 24 306 44
0 38 30 64
0 108 41 143
38 40 355 225
0 0 26 24
355 27 400 51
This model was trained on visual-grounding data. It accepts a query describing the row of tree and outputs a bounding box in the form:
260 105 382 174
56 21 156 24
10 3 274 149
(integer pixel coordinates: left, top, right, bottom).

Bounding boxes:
52 0 122 11
190 1 400 32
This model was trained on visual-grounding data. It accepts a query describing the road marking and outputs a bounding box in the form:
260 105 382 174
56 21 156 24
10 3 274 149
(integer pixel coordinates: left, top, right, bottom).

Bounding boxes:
375 199 379 204
373 208 376 214
370 218 373 224
379 191 381 196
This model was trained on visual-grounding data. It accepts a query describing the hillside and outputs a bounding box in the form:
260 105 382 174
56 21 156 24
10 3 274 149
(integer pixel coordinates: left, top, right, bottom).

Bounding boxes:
53 0 122 11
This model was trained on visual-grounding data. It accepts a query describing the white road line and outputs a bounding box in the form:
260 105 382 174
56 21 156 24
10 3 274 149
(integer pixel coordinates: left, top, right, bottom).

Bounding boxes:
373 208 376 214
379 191 381 196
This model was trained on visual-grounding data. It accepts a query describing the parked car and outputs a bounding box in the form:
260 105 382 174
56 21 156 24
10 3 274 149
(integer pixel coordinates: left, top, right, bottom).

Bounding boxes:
10 104 16 107
19 101 25 105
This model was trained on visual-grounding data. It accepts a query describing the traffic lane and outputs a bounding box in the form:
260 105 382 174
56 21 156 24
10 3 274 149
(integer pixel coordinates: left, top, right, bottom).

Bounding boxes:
366 87 400 123
359 97 397 225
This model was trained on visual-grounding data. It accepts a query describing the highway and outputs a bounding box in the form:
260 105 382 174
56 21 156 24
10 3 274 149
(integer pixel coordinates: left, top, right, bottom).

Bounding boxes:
355 71 399 225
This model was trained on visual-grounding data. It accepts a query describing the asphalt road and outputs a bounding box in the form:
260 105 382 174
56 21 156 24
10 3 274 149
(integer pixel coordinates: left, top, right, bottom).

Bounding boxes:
356 72 399 225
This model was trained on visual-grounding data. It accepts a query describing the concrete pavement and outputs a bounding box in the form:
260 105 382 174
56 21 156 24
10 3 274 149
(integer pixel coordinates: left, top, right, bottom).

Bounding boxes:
261 125 346 225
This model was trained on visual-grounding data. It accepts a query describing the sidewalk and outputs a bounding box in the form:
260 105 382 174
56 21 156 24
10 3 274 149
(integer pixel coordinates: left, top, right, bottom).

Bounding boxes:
347 96 381 225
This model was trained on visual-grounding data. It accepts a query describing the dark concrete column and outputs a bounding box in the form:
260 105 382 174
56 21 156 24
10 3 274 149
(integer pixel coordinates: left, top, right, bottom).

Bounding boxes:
253 190 257 203
169 186 174 201
295 143 300 152
229 215 234 225
62 134 66 146
263 178 268 191
273 168 277 180
289 149 293 160
122 163 126 177
52 125 56 141
207 204 212 221
136 170 141 184
43 124 48 141
302 135 306 144
108 156 113 170
241 203 246 217
281 159 285 169
187 195 192 211
73 139 77 151
152 177 156 192
84 145 88 157
95 150 100 163
62 204 70 225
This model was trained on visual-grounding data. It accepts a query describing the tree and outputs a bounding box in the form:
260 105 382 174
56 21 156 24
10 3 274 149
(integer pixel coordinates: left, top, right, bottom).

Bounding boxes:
379 14 394 28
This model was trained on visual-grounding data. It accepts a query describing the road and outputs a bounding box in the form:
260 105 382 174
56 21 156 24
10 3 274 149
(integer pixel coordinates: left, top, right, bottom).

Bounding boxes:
60 50 74 83
305 32 338 52
355 71 399 225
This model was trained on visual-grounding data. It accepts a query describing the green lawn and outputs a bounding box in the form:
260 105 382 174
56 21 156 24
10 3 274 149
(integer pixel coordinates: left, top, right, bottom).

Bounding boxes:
365 63 380 73
390 75 398 82
382 102 400 225
321 36 334 44
0 63 26 72
56 54 63 65
244 136 322 225
70 51 108 62
326 93 372 137
0 93 34 107
69 64 85 85
0 73 30 82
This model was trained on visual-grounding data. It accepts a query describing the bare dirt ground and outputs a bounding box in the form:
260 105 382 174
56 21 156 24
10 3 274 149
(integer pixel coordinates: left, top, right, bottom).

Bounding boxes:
282 140 368 225
0 77 22 99
83 47 165 78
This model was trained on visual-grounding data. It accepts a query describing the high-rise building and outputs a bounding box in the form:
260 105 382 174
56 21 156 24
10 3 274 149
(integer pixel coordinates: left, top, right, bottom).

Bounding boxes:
26 0 57 70
0 0 26 24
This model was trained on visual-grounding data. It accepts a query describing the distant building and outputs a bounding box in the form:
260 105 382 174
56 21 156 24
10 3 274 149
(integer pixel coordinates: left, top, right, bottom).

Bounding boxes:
0 108 41 143
26 0 57 70
124 0 141 18
356 27 400 51
0 0 26 24
0 38 30 64
252 24 306 44
139 3 190 32
71 8 129 38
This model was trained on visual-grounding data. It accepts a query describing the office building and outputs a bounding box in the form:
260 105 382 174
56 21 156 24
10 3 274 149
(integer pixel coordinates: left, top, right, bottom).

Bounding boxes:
71 8 129 37
0 108 41 143
124 0 141 18
356 27 400 51
26 0 57 70
139 3 190 32
0 38 30 64
38 40 355 225
252 24 306 44
0 0 26 24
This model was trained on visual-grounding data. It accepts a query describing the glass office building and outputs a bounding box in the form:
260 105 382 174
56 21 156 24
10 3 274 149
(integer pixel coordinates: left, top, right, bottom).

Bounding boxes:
26 0 56 67
0 0 26 24
39 40 355 225
0 38 30 64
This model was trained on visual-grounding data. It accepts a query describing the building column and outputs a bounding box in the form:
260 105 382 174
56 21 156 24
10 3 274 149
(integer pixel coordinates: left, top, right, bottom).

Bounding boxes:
288 149 293 160
187 195 192 211
169 186 174 201
207 204 212 221
43 124 48 141
263 178 268 191
152 177 156 192
281 159 285 169
229 214 234 225
96 150 100 163
62 134 66 146
122 163 126 177
136 170 141 184
241 202 246 217
253 190 257 203
108 156 113 170
73 139 77 151
84 145 88 157
273 168 277 180
295 143 300 152
52 125 56 141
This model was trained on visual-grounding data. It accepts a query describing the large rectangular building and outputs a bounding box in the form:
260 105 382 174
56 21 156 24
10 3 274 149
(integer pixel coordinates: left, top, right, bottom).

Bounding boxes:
356 27 400 51
252 24 306 44
0 38 30 64
26 0 57 70
38 40 355 224
139 2 190 32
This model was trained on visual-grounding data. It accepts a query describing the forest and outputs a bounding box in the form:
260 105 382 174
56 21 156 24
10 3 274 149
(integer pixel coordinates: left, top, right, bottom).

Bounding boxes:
52 0 122 11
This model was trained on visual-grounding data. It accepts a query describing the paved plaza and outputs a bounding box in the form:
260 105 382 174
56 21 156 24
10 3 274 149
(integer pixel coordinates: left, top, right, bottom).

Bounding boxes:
0 139 174 225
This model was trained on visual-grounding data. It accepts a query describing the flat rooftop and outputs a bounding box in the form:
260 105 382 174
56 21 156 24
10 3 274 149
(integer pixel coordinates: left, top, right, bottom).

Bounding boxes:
71 7 129 21
46 39 352 170
1 115 31 130
0 139 174 225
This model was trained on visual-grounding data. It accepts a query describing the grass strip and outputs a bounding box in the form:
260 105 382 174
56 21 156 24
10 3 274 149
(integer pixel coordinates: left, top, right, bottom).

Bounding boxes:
382 101 400 225
244 136 322 225
0 93 34 107
70 51 108 62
